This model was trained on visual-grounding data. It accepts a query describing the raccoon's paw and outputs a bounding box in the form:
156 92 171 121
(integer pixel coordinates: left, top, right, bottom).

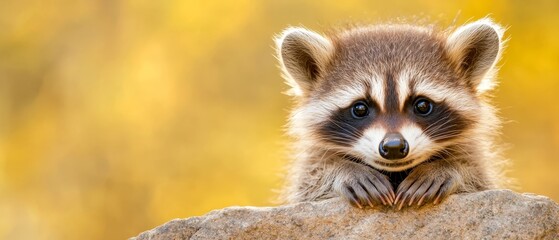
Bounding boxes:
333 166 395 208
394 164 459 210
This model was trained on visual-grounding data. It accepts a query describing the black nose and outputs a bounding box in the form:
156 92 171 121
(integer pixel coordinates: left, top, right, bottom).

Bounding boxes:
379 133 409 160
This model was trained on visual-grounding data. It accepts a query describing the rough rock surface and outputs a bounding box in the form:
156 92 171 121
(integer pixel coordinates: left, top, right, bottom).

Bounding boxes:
132 190 559 239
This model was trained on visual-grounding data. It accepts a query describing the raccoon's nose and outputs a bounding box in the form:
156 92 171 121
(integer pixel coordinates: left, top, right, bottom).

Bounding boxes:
379 133 409 160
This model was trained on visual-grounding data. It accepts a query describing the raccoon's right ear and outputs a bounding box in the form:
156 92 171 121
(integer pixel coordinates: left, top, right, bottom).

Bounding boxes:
276 27 334 96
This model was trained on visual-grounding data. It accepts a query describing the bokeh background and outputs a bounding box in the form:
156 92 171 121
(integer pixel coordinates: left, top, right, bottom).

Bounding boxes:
1 0 558 239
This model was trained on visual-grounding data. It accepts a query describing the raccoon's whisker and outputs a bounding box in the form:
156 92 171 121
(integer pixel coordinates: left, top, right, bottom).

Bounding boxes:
430 133 479 143
431 144 473 162
423 117 455 135
318 147 331 162
424 122 475 141
450 144 474 158
436 148 460 159
424 115 453 131
429 130 477 139
316 135 356 146
424 114 453 130
416 115 454 141
430 149 459 165
424 121 456 134
428 130 464 140
324 119 363 139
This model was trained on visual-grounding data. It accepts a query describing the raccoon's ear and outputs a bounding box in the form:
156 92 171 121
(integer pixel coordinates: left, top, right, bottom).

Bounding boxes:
446 18 504 93
276 27 334 96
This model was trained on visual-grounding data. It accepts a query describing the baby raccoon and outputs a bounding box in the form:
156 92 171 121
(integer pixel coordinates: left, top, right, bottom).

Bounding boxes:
275 18 507 210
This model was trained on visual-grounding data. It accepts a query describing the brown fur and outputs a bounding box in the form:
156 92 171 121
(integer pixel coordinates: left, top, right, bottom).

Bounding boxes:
276 19 508 210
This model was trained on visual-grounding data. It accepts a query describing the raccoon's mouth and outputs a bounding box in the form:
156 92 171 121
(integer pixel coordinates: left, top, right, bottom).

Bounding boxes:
373 159 414 168
341 154 415 169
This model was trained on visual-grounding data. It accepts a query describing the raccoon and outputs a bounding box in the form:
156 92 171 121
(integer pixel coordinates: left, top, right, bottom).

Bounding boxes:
275 18 507 210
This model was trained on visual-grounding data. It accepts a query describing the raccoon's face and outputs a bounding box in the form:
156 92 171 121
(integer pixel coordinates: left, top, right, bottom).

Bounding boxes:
277 19 503 172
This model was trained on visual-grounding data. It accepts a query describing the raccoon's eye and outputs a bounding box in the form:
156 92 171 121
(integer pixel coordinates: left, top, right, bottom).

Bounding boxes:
413 98 433 116
351 101 369 119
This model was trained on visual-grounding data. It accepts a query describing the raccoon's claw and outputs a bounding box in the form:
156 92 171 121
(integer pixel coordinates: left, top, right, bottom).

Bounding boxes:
394 165 458 210
335 167 395 208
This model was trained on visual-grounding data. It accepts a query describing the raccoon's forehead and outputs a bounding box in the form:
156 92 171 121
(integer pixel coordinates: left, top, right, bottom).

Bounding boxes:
310 27 476 110
331 25 448 66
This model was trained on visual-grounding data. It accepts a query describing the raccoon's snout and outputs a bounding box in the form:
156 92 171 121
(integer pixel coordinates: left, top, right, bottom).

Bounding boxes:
379 133 409 160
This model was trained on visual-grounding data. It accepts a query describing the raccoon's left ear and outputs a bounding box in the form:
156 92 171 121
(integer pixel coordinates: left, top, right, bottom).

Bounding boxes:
446 18 505 93
275 27 334 97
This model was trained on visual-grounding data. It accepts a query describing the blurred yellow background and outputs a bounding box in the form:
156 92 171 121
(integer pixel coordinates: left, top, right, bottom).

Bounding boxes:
1 0 558 239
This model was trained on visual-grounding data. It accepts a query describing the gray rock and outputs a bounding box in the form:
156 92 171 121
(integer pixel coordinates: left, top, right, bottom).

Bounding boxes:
132 190 559 239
